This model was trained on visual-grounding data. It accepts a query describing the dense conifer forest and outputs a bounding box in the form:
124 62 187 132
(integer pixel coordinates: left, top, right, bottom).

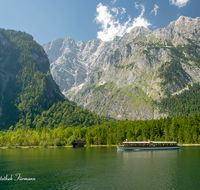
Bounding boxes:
1 113 200 147
0 29 200 147
159 83 200 118
0 29 114 130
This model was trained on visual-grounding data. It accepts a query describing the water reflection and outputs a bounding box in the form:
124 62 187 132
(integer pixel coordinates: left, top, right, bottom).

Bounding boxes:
0 147 199 190
180 147 200 149
118 149 181 157
116 150 181 189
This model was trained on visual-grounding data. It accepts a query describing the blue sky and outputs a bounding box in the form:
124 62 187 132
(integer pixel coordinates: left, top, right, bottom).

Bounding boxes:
0 0 199 45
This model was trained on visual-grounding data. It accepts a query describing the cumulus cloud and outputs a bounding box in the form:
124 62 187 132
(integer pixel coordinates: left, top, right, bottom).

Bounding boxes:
169 0 190 8
95 3 151 41
150 4 159 16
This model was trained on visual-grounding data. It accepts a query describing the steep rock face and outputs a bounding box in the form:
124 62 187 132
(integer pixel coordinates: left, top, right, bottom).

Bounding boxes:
152 16 200 44
43 38 111 92
44 16 200 120
0 29 62 129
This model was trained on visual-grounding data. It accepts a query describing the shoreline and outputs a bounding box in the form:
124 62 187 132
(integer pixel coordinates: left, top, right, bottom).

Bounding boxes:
1 144 200 149
0 145 72 149
180 144 200 146
0 145 117 149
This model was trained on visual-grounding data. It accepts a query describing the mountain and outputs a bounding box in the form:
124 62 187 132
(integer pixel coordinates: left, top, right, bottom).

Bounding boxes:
0 29 113 130
43 38 111 93
43 16 200 120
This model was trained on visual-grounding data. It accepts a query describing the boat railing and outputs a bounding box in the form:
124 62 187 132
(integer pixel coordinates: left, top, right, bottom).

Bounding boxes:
122 141 179 147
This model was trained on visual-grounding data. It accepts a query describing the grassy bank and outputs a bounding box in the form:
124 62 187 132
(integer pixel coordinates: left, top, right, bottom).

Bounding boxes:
0 145 73 149
1 144 200 149
180 144 200 146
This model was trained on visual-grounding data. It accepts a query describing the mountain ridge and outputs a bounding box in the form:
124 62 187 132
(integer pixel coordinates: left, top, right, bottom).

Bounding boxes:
43 16 200 120
0 29 113 130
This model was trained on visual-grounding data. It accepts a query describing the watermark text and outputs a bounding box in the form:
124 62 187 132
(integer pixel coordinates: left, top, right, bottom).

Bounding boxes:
0 173 35 181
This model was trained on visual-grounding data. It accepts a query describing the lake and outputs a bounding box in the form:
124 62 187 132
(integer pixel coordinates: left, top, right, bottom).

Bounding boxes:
0 147 200 190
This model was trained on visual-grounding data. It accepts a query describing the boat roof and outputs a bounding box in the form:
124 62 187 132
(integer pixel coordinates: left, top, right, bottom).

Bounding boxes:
123 141 177 144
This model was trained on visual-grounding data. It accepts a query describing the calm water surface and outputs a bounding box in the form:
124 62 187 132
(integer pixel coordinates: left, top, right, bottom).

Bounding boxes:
0 147 200 190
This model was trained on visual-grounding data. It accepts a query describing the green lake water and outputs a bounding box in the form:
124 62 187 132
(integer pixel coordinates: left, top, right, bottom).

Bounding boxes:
0 147 200 190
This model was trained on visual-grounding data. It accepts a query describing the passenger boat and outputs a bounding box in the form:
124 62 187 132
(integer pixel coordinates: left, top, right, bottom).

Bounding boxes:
117 141 180 151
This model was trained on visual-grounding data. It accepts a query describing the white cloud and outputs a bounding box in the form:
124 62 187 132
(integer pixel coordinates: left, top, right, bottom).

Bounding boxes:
169 0 190 8
112 0 117 4
94 3 151 41
150 4 159 16
111 7 119 16
121 7 126 14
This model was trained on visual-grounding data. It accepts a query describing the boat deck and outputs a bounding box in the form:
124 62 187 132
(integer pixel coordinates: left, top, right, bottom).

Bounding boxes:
117 141 180 151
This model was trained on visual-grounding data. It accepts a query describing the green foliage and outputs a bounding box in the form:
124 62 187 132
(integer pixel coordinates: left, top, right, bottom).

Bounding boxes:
166 40 173 47
159 60 190 87
111 85 155 109
30 101 115 129
1 30 200 147
159 83 200 118
93 82 116 94
180 39 200 67
0 29 46 58
167 39 200 67
1 114 200 147
143 50 159 62
108 48 121 64
0 29 114 130
114 62 135 69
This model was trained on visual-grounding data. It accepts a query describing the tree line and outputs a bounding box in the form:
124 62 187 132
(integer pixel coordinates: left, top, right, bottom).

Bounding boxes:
159 83 200 118
1 113 200 147
0 29 114 130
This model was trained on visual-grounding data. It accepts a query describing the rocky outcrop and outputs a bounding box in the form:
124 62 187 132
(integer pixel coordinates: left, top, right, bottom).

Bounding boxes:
0 29 62 124
44 16 200 120
43 38 111 93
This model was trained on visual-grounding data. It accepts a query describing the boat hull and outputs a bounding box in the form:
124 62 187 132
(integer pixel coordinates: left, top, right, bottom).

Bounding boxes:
117 146 180 151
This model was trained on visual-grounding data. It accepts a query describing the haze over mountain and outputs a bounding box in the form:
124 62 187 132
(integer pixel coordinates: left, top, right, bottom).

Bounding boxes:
43 16 200 120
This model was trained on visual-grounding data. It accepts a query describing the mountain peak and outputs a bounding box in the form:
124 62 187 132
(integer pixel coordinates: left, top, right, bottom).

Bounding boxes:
44 16 200 120
176 15 197 23
0 29 63 129
169 15 200 27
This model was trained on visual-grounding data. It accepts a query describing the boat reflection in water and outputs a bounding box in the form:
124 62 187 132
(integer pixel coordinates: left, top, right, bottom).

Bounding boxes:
117 141 180 151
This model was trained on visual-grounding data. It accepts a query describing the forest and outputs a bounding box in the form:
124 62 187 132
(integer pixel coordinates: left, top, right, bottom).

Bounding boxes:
0 29 114 130
1 113 200 147
0 29 200 147
159 83 200 118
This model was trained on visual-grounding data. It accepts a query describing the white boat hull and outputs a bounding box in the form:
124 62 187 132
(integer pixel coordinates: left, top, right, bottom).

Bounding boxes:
117 146 180 151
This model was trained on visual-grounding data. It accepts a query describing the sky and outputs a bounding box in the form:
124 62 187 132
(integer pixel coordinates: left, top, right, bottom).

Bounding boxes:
0 0 200 45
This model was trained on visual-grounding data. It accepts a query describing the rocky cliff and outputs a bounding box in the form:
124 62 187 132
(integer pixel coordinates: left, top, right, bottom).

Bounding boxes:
43 38 111 93
0 29 63 129
43 16 200 120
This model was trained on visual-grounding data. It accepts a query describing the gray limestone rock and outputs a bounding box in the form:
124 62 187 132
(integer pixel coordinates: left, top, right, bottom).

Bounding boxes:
44 16 200 120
